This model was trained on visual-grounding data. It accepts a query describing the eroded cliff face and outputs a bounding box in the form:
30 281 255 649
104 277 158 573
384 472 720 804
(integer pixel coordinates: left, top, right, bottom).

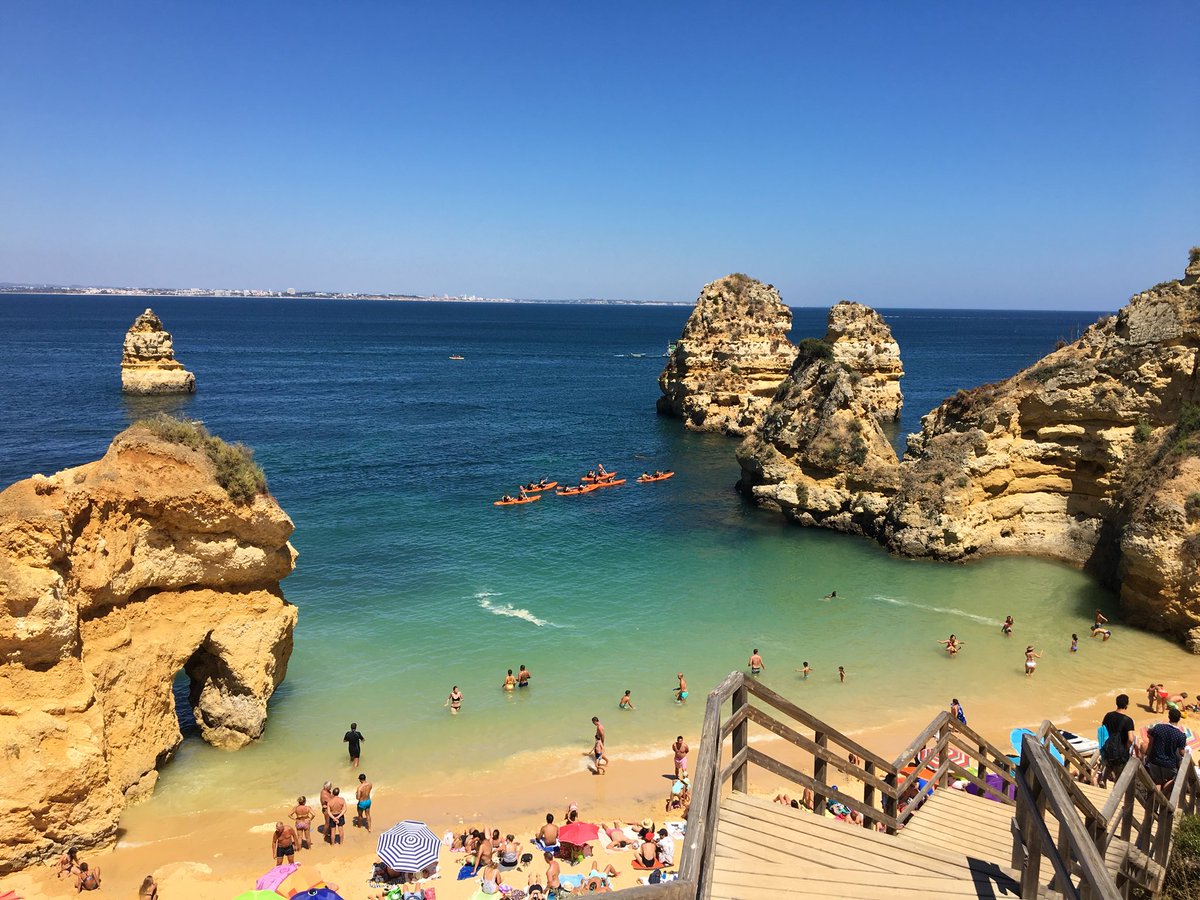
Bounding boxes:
657 274 796 436
737 249 1200 644
825 301 904 422
121 308 196 394
0 425 296 872
736 351 900 533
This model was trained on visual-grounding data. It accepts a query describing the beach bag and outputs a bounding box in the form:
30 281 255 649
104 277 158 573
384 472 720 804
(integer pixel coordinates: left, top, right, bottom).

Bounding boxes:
648 869 663 884
1101 732 1129 766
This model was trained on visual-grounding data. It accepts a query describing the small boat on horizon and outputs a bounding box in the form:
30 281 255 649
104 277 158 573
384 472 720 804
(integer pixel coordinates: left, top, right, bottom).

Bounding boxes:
449 354 465 360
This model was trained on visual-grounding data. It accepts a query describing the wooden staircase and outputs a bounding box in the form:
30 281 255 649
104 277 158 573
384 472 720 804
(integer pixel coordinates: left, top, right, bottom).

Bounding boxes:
609 673 1200 900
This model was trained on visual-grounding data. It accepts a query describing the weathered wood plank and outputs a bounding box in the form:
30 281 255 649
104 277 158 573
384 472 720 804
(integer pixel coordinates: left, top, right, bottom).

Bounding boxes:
744 747 900 832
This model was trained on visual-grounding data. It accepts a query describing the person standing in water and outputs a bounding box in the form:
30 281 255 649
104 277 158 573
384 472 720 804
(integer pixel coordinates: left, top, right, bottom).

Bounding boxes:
1071 633 1079 652
1001 616 1013 636
937 634 963 657
619 690 635 710
674 672 688 703
1025 645 1043 676
445 685 463 714
838 666 846 683
343 722 365 767
518 664 531 687
748 649 765 675
502 669 517 691
795 661 812 678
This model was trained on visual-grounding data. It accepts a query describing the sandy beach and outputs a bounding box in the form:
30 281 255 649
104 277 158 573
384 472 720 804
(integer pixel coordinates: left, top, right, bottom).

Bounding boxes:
5 669 1188 900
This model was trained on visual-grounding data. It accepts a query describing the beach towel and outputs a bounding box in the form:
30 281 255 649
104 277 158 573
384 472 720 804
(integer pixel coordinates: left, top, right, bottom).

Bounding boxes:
457 864 476 881
558 874 586 888
631 857 665 870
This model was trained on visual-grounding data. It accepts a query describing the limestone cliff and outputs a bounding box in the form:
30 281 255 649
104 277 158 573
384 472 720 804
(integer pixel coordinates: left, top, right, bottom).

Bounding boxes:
0 422 296 873
736 342 900 532
657 274 796 436
825 301 904 421
120 308 196 394
737 248 1200 644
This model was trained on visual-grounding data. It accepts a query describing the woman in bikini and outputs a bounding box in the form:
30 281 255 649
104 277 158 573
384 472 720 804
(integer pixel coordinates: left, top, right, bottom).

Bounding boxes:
446 685 463 714
290 795 315 849
937 634 963 657
1025 646 1043 676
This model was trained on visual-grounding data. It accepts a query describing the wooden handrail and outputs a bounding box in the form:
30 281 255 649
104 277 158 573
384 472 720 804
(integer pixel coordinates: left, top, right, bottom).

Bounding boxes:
1013 735 1122 900
741 677 895 771
891 710 951 771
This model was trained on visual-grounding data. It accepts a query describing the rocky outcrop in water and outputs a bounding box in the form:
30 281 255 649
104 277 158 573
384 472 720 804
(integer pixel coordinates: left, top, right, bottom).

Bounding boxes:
657 274 796 436
0 423 296 872
825 301 904 421
120 308 196 394
737 248 1200 645
736 343 900 530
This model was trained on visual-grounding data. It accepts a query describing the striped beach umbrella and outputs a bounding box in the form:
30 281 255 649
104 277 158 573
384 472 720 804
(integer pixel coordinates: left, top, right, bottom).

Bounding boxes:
377 820 442 872
918 745 971 769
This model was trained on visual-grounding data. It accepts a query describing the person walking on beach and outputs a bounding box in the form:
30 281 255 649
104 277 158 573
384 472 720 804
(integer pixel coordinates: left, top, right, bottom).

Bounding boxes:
446 685 463 714
1002 616 1013 636
1024 646 1042 676
319 781 334 843
674 672 688 703
672 736 689 778
272 821 298 864
344 722 365 767
593 735 609 774
355 772 373 831
518 664 531 687
748 649 765 675
327 787 347 845
619 690 635 710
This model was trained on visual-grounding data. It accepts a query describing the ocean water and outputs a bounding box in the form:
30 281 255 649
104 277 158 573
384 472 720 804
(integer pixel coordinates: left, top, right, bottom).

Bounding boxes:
2 295 1194 819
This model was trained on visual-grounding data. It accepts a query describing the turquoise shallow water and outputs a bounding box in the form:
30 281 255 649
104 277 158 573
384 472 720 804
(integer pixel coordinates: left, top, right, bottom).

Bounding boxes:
3 295 1198 818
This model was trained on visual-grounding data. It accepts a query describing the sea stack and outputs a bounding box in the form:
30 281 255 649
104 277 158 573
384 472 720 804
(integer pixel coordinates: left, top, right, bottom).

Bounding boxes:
825 300 903 422
120 308 196 394
739 249 1200 648
657 273 796 436
0 421 296 872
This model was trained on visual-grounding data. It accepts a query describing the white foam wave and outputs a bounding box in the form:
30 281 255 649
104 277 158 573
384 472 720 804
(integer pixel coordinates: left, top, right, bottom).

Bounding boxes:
477 597 567 629
872 595 1001 627
1068 696 1098 710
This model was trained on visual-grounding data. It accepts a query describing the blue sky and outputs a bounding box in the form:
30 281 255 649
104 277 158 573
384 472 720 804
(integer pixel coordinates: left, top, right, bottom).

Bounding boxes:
1 2 1196 308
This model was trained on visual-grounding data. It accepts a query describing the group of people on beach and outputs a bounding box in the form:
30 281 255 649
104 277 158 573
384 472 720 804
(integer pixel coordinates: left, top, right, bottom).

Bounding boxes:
1098 688 1199 794
272 763 376 866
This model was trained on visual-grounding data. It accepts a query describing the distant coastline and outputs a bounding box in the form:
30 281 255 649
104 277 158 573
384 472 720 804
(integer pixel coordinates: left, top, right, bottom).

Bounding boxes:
0 283 690 306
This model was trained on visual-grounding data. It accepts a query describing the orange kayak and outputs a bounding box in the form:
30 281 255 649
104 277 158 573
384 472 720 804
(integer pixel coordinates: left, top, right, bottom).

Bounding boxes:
582 471 618 483
636 472 675 483
494 495 541 507
521 481 558 492
556 484 599 496
591 478 625 488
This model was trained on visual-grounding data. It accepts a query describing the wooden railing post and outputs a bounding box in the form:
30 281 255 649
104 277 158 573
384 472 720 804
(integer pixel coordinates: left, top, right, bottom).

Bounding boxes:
731 681 748 794
813 729 828 815
883 770 898 835
863 760 877 831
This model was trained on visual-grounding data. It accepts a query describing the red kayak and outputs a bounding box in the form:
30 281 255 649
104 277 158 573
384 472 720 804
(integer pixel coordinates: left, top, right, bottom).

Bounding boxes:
582 471 618 483
591 478 625 488
556 483 600 496
636 471 675 483
494 495 541 507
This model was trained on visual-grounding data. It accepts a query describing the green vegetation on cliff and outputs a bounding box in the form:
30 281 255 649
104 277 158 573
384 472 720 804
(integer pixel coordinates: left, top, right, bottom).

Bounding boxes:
137 414 267 503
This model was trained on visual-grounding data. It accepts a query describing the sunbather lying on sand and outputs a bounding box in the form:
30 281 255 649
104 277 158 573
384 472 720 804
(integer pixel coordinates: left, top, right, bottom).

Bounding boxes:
604 821 633 849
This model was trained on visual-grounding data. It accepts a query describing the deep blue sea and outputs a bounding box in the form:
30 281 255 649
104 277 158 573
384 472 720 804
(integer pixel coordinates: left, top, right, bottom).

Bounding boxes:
3 294 1193 817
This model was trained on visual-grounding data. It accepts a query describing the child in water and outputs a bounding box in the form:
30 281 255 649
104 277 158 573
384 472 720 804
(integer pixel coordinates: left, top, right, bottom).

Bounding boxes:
1071 633 1078 652
838 666 846 683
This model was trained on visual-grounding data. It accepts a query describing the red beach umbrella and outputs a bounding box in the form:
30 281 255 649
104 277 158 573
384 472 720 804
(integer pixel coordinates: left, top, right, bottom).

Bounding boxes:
558 821 601 845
